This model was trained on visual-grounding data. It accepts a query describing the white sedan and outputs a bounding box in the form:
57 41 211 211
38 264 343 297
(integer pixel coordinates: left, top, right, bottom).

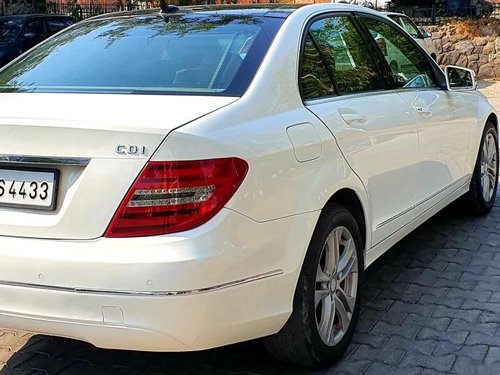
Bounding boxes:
0 3 497 369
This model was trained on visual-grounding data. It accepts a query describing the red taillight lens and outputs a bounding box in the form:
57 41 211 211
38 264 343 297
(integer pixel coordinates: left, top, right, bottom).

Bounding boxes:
105 158 248 238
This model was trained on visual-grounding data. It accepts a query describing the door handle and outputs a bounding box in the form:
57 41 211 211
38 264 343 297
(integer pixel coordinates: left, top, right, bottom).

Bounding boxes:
340 113 368 125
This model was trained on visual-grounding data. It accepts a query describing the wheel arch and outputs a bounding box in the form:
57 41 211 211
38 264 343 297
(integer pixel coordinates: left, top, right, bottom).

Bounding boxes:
487 112 498 132
323 188 367 254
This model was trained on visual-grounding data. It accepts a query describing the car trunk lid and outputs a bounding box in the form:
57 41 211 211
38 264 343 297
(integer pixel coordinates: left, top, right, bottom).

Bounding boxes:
0 93 236 239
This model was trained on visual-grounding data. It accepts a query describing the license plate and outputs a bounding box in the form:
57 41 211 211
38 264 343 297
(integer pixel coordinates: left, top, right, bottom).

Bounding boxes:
0 167 59 211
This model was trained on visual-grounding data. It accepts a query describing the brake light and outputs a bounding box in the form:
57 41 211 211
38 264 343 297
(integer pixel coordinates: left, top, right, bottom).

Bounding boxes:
105 158 248 238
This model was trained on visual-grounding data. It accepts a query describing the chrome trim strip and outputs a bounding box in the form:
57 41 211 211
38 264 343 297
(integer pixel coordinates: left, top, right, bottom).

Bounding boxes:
376 174 471 229
413 174 471 208
0 269 284 297
377 205 413 229
305 89 396 107
0 155 90 166
366 178 470 266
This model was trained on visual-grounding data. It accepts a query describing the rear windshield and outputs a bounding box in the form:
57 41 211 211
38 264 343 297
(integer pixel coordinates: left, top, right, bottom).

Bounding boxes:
0 13 280 96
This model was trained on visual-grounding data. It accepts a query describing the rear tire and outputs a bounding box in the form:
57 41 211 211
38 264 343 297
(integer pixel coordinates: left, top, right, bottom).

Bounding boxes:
464 121 498 215
263 204 364 368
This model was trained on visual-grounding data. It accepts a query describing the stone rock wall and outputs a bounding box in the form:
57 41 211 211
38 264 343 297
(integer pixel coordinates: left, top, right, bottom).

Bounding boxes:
424 22 500 79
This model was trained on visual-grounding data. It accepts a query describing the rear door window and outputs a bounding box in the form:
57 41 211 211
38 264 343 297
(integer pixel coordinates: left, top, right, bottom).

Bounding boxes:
299 33 336 100
399 16 421 38
306 16 385 95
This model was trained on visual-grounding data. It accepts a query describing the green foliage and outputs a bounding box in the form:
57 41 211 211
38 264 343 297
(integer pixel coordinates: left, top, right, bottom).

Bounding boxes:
66 0 82 20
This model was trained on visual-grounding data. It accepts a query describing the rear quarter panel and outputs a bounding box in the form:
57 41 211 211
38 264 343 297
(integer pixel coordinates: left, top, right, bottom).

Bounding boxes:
152 5 373 250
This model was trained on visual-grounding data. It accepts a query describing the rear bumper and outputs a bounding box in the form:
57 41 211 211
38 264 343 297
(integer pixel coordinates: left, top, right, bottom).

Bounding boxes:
0 271 294 351
0 208 320 350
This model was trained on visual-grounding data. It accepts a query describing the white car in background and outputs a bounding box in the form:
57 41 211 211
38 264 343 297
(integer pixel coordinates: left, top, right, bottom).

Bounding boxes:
383 12 438 60
0 3 496 369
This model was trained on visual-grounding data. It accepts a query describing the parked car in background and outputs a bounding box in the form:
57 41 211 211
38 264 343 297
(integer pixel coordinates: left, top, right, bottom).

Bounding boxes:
0 4 496 369
383 12 437 61
0 14 74 67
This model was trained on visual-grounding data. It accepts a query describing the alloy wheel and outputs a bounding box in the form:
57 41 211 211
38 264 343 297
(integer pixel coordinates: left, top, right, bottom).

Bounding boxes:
315 226 358 346
480 132 497 202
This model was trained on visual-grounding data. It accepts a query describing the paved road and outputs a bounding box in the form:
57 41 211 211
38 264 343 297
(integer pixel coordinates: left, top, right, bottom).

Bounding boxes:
479 80 500 113
1 83 500 374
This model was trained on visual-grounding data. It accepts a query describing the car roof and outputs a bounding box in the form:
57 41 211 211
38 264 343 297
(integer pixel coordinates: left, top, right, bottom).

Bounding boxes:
88 5 300 21
88 3 383 22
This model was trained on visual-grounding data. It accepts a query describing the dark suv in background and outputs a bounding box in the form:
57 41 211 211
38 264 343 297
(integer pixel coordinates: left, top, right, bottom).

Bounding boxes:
0 14 74 67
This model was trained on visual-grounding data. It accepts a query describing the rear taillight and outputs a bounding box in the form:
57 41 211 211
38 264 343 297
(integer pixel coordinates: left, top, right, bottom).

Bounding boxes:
105 157 248 238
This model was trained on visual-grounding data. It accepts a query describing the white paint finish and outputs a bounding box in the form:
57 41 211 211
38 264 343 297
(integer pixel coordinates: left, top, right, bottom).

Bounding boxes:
0 159 146 239
397 89 473 204
366 176 470 267
0 272 293 351
0 94 235 239
467 90 495 173
0 93 236 140
0 208 318 293
0 3 496 353
306 91 419 245
154 107 370 228
102 306 125 325
0 209 320 349
286 123 322 162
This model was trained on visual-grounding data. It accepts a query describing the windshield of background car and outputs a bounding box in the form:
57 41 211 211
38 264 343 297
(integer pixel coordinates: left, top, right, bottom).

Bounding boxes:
399 16 420 38
0 13 281 95
0 18 23 42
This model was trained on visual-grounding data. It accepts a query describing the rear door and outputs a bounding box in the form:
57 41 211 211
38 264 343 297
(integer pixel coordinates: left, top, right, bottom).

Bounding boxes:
300 13 420 245
358 15 472 212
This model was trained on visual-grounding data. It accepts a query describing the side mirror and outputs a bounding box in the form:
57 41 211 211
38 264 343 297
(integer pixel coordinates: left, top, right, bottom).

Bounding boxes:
445 65 477 91
421 31 432 39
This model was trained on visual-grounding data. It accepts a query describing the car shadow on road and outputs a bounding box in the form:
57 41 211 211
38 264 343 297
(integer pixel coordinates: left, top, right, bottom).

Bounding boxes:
1 196 497 375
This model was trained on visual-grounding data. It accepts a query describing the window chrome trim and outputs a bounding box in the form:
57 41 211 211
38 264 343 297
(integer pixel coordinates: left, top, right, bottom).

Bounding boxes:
0 269 284 297
305 89 396 106
0 155 90 166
